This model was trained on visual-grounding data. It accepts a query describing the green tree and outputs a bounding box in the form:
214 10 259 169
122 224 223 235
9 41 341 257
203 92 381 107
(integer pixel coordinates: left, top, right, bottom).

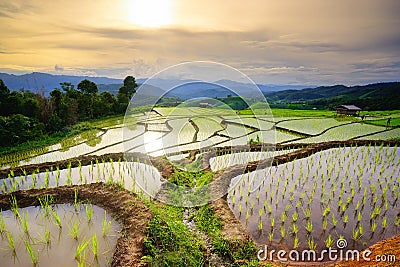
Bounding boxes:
94 91 117 116
0 79 11 116
0 114 43 146
117 76 138 112
77 79 98 95
50 89 63 116
77 79 99 119
0 79 10 96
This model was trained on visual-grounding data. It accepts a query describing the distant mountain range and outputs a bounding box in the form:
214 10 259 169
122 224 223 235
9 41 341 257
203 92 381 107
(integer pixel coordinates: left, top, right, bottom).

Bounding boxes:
0 72 123 93
0 72 308 97
1 72 398 110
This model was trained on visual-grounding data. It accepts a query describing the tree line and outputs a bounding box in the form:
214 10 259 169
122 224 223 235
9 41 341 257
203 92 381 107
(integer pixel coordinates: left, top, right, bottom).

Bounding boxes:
0 76 138 147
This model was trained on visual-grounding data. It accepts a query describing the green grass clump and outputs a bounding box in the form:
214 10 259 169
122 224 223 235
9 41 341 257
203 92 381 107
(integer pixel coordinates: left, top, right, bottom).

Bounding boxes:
168 170 196 187
143 203 205 266
195 206 223 235
195 205 259 266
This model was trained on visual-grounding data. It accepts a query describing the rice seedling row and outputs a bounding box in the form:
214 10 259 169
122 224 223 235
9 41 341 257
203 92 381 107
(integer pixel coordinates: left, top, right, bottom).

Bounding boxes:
227 145 400 251
0 202 119 266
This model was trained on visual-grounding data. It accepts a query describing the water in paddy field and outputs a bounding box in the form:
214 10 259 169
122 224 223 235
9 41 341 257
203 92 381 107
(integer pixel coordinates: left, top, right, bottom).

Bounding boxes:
0 162 162 198
209 149 299 171
227 146 400 251
0 204 120 266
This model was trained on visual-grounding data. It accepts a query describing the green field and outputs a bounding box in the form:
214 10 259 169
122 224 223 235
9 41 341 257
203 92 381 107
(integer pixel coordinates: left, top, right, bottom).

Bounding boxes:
0 106 399 266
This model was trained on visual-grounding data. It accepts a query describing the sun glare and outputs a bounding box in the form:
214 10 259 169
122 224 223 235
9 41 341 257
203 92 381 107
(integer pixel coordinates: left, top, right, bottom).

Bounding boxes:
128 0 172 27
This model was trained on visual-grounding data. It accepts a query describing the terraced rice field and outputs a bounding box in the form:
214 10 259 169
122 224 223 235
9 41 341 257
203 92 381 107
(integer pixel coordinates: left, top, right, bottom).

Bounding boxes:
3 108 398 169
1 107 399 266
227 145 400 251
277 118 352 135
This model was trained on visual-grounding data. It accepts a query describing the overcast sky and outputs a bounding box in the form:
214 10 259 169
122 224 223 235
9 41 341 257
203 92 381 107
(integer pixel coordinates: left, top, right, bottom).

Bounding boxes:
0 0 399 85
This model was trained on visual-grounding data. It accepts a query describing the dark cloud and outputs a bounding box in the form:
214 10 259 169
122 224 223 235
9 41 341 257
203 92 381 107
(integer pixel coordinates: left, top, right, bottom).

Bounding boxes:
0 2 36 17
54 64 64 71
1 0 400 85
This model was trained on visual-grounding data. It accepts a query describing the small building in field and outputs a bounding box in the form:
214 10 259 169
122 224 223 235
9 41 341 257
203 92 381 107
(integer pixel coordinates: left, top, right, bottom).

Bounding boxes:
334 105 361 116
199 102 213 108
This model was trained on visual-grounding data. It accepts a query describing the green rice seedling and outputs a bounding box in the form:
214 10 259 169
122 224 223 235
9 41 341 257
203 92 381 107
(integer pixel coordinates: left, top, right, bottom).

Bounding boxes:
267 204 272 214
341 204 347 214
258 208 263 217
7 232 15 253
74 189 79 211
44 228 51 245
370 183 377 195
69 220 80 240
362 188 367 204
322 218 328 231
343 214 349 225
371 220 377 233
52 211 62 228
271 217 275 228
20 210 29 234
332 213 338 228
284 204 291 213
352 227 361 241
357 212 362 222
268 230 274 243
308 236 317 250
291 223 298 235
322 206 331 218
44 169 49 189
10 195 21 219
55 166 60 186
302 207 312 219
280 213 287 224
359 224 363 236
32 172 37 189
258 219 263 231
38 195 53 218
280 225 285 239
102 211 112 237
292 211 298 222
305 220 313 234
91 233 98 258
325 235 334 248
293 236 299 249
355 201 361 211
346 196 352 205
75 238 90 261
24 240 39 265
382 216 387 229
0 211 6 234
373 194 378 205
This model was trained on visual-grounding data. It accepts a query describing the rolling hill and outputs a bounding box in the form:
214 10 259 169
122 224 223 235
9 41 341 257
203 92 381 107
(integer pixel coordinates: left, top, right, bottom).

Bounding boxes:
265 82 400 110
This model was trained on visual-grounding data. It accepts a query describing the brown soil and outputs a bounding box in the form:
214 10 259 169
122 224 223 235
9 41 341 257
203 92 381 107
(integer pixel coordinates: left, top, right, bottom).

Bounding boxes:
211 197 250 243
0 183 152 267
